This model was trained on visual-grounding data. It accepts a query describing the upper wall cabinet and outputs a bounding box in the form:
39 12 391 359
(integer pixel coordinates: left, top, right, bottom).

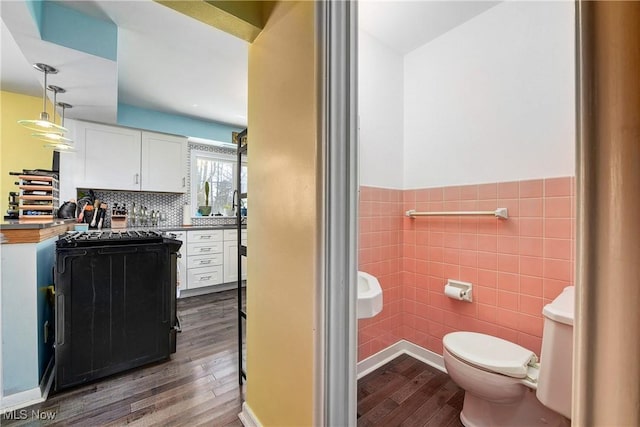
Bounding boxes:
70 120 187 193
140 132 187 193
74 121 141 191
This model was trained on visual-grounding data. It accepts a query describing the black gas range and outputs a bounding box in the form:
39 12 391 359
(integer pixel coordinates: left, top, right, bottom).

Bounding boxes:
54 229 182 390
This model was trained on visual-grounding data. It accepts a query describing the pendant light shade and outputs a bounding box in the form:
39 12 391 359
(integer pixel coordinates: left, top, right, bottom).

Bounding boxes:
17 63 68 133
43 142 75 151
41 102 75 152
33 86 71 143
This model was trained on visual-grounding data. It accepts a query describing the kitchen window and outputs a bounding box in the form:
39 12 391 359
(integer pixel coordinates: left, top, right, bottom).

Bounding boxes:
191 150 247 216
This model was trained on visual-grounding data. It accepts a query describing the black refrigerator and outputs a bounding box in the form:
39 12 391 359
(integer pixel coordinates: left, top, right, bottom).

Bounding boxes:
54 230 181 391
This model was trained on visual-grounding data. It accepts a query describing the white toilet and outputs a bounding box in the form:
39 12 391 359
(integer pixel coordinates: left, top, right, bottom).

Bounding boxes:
443 286 574 427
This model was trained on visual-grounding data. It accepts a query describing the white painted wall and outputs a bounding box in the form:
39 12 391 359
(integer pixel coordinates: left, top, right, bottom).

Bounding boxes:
358 30 404 189
403 1 575 189
1 244 38 404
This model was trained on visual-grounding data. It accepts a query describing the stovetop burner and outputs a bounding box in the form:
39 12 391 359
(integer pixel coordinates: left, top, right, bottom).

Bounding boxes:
78 230 162 239
57 230 168 247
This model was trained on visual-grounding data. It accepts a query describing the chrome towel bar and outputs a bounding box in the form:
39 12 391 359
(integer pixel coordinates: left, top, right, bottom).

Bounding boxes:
405 208 508 219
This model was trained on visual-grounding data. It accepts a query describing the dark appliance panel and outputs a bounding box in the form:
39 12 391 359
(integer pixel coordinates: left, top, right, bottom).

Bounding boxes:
55 231 181 391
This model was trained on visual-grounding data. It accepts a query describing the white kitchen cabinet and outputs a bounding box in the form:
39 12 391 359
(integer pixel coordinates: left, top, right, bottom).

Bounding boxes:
187 241 224 256
185 230 224 290
141 132 187 193
188 253 224 269
189 229 223 243
187 266 224 289
168 230 187 296
69 120 187 193
223 229 247 284
166 228 245 295
74 121 141 191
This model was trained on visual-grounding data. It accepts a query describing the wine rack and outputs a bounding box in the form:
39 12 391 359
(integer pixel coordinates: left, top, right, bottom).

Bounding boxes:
18 175 59 220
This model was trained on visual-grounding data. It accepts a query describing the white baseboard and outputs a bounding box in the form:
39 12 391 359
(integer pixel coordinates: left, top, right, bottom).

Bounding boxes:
238 401 262 427
0 356 54 414
0 387 43 414
357 340 447 379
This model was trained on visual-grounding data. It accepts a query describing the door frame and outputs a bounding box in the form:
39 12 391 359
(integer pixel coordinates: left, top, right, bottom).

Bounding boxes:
316 0 359 425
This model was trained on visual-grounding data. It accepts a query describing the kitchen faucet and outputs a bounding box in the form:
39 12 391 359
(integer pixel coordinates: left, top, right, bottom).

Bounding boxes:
232 190 238 213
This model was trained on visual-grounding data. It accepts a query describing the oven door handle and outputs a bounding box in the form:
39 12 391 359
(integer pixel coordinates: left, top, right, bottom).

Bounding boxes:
97 247 141 255
56 293 64 346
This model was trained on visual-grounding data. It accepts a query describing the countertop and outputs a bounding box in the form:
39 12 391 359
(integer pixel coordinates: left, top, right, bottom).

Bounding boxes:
0 218 76 230
159 224 246 232
0 220 245 232
0 219 77 244
0 219 245 244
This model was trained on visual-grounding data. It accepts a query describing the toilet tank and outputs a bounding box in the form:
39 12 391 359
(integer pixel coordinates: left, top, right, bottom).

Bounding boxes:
536 286 574 419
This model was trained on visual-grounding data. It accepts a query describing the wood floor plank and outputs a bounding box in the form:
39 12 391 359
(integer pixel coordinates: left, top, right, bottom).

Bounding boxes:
128 375 215 412
358 372 409 415
389 369 436 405
2 291 464 427
361 368 405 395
425 404 461 427
399 378 459 427
357 398 399 427
125 390 217 427
357 356 464 427
398 359 430 380
377 373 450 426
1 290 244 427
174 388 244 426
221 418 244 427
444 410 465 427
389 356 420 376
358 354 409 387
446 388 465 412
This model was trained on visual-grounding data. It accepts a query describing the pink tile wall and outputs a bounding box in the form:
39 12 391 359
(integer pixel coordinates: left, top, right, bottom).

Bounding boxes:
402 177 575 357
358 177 575 362
358 186 404 361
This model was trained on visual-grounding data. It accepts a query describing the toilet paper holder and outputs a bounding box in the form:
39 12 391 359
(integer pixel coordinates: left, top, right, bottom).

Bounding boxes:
444 279 473 302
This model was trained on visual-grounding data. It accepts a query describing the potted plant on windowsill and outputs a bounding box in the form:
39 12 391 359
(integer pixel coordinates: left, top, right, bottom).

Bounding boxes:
198 181 212 216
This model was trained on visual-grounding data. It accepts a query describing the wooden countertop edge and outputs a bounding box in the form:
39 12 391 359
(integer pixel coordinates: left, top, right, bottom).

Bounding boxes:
1 222 75 244
1 223 245 244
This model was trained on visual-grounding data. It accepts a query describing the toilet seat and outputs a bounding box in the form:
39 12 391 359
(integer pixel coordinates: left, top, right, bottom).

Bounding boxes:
443 332 537 379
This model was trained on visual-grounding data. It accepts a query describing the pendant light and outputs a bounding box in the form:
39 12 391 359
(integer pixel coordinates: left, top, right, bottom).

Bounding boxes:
17 63 68 133
43 102 75 152
33 85 72 144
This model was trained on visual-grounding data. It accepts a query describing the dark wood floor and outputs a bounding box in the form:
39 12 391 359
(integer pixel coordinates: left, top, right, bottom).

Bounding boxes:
357 354 465 427
2 289 462 427
1 290 245 427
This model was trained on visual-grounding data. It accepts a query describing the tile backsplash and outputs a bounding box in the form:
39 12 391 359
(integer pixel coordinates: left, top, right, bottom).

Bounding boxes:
77 142 239 229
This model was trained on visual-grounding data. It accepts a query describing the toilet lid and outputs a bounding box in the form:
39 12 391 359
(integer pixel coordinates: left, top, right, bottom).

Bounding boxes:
443 332 537 379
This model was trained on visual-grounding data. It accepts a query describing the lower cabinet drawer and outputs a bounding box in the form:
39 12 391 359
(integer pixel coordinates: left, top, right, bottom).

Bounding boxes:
189 229 223 242
187 242 223 256
187 266 223 289
188 253 223 269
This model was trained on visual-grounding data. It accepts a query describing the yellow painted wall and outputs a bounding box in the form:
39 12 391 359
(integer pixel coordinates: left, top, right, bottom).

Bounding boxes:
246 1 319 425
0 91 56 216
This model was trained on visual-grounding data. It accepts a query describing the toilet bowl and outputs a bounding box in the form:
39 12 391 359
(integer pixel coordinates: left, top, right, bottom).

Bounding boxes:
443 286 574 427
443 333 567 427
